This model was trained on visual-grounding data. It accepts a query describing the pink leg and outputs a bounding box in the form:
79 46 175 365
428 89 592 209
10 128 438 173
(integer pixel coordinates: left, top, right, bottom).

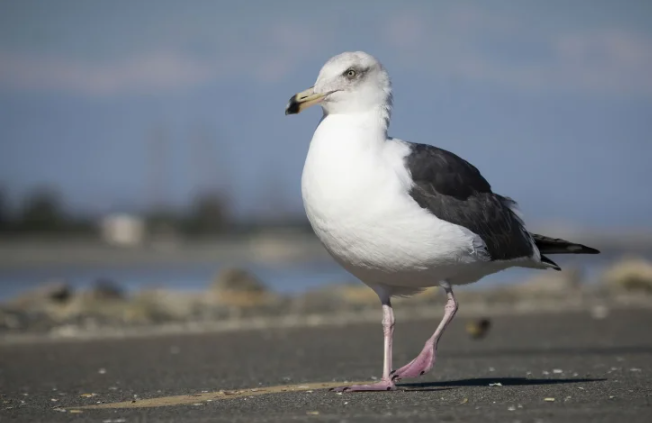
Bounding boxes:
331 302 397 392
391 283 458 382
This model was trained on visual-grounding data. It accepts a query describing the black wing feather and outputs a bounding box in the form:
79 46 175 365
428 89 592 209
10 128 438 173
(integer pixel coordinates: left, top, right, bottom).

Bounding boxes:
405 143 534 261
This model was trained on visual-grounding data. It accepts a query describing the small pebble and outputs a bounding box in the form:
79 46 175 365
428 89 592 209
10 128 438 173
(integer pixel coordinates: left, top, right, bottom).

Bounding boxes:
544 397 555 402
98 368 107 375
630 368 642 372
542 371 550 375
508 406 516 411
488 367 495 372
552 369 563 374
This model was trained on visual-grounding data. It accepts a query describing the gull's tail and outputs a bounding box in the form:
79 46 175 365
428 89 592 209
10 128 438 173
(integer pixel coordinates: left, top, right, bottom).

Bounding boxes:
531 233 600 271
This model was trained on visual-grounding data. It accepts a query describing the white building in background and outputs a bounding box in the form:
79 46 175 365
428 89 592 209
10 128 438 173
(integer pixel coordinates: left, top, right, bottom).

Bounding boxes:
100 214 146 247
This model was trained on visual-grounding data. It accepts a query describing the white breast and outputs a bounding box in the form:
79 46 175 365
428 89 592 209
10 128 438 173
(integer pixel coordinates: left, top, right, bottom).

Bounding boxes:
301 113 487 288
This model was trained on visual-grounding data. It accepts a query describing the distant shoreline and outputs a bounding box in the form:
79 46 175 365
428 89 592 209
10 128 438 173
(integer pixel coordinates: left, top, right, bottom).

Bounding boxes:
1 231 652 270
0 233 331 270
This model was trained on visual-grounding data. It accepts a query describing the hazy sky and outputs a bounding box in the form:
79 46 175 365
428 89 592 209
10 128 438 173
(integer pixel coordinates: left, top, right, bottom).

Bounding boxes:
1 0 651 228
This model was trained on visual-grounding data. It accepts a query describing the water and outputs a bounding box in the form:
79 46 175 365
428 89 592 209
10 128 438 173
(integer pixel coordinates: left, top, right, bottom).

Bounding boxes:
0 259 351 301
0 251 644 301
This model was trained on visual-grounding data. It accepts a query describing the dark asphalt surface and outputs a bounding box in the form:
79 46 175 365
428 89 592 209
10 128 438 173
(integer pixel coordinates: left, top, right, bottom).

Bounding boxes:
1 307 651 422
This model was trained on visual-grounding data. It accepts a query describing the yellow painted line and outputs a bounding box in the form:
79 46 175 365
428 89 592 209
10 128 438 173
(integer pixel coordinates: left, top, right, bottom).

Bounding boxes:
74 381 373 410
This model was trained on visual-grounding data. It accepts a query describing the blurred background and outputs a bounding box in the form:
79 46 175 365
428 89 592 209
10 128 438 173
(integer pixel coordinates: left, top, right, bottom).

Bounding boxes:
0 0 651 329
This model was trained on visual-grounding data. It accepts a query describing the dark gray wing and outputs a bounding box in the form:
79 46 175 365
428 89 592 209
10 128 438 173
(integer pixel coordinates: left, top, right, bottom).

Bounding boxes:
405 143 534 261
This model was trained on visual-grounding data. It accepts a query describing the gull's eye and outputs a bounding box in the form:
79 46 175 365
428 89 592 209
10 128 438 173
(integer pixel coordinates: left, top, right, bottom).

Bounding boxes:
344 69 357 79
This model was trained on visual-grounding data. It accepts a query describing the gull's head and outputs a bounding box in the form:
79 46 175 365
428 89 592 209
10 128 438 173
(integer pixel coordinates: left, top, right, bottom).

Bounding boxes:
285 51 391 117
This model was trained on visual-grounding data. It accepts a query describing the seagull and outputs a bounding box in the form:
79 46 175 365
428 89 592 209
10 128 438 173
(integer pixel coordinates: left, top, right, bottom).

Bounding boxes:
285 51 599 392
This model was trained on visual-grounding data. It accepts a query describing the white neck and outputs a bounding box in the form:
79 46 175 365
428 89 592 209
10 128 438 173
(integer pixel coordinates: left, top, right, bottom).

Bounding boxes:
315 111 387 155
320 106 390 141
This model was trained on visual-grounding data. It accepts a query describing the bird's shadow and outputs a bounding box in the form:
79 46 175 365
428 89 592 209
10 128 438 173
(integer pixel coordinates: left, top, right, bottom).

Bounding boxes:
398 377 605 392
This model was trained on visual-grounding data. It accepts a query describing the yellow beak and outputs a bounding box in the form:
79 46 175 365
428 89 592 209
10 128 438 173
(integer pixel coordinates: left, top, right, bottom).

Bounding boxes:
285 87 326 115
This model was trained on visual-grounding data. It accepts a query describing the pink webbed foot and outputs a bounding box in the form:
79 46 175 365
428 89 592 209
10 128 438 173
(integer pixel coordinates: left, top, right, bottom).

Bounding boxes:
330 379 396 392
391 345 435 381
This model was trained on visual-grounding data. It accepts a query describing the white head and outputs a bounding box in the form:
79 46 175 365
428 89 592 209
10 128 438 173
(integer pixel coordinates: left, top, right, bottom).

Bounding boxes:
285 51 392 122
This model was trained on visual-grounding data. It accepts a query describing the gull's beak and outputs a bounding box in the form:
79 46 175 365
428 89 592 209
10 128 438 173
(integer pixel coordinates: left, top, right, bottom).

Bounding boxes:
285 87 326 115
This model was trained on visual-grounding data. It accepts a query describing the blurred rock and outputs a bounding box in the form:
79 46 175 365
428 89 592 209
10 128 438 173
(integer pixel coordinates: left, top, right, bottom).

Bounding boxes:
210 268 271 308
87 278 125 301
514 267 582 294
212 267 265 292
485 267 584 302
0 308 29 331
47 291 125 322
4 258 652 338
291 282 379 314
601 257 652 294
0 309 56 333
129 289 207 323
8 280 72 311
338 283 380 304
396 286 439 304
